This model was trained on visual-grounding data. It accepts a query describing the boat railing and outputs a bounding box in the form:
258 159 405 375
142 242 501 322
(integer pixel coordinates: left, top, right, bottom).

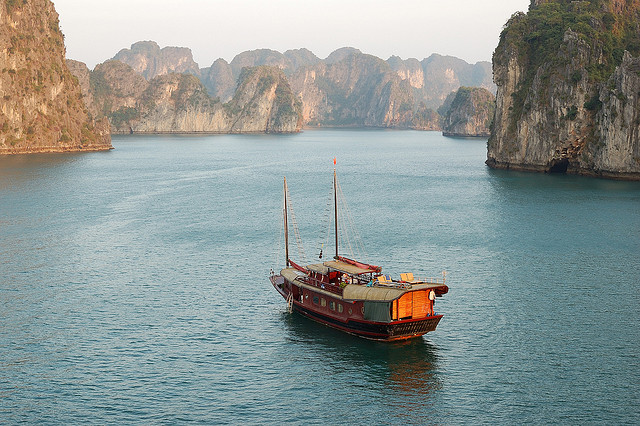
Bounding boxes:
409 276 447 285
299 276 344 295
367 282 413 289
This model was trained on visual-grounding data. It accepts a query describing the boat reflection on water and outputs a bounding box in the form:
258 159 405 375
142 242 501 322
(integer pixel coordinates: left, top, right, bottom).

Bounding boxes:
280 310 442 416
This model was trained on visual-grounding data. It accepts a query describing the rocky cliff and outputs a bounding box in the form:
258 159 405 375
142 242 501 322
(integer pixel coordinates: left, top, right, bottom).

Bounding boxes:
0 0 111 154
488 0 640 179
442 87 495 137
70 60 302 134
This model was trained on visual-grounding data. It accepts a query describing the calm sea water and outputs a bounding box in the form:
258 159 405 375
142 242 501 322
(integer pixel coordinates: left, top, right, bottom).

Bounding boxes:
1 130 639 424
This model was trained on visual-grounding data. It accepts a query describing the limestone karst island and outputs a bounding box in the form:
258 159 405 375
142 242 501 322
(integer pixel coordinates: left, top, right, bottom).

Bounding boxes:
1 0 639 180
489 0 640 180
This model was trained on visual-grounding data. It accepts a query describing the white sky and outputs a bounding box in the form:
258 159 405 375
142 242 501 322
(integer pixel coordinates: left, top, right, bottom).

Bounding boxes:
53 0 531 69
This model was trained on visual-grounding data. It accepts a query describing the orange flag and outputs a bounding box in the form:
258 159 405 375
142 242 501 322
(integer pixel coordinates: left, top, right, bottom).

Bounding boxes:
333 157 337 165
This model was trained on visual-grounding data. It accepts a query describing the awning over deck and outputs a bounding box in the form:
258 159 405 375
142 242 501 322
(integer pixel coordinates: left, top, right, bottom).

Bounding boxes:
323 260 377 275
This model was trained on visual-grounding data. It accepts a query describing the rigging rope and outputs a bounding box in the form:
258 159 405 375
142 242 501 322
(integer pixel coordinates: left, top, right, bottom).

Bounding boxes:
274 171 370 268
318 179 333 259
285 184 307 264
273 202 284 267
334 174 368 261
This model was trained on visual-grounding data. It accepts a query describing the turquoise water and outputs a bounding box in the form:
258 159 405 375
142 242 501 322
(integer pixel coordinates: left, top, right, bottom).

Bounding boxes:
1 130 639 424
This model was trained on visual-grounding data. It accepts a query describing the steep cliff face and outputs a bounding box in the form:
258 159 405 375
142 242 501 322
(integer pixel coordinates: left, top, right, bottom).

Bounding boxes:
442 87 495 137
113 41 200 80
132 73 229 133
0 0 110 154
66 59 97 117
591 51 640 174
488 0 640 179
200 58 235 102
290 52 439 129
69 60 302 134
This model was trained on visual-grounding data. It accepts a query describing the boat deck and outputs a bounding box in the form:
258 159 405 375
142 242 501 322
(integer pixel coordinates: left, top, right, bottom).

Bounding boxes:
280 267 448 302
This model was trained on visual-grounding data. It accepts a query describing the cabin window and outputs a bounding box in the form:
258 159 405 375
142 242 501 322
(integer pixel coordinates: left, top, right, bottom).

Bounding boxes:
313 296 319 305
329 301 335 311
337 304 343 313
363 301 392 322
320 297 327 307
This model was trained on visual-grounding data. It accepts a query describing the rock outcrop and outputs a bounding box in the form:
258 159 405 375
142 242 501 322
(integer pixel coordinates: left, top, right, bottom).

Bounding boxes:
0 0 111 154
488 0 640 179
66 59 98 117
442 87 495 137
229 49 292 78
199 48 321 102
289 52 422 128
113 41 200 80
90 60 147 121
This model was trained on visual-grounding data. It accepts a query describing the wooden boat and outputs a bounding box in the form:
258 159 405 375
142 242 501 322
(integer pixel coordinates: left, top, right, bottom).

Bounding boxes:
269 166 449 341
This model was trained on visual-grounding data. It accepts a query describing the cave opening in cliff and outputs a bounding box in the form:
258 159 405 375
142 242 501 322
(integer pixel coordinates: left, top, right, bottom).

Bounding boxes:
548 158 569 174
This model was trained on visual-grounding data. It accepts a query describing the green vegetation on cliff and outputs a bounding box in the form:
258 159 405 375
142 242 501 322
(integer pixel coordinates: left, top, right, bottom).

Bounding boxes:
497 0 640 132
503 1 640 76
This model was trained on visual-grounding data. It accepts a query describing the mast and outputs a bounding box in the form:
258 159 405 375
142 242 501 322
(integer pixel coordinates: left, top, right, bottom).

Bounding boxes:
334 166 338 259
284 177 290 267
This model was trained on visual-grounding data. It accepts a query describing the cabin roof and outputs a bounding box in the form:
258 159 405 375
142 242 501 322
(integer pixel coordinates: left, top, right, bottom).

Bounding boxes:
342 285 405 301
343 282 448 302
306 263 329 274
322 260 377 275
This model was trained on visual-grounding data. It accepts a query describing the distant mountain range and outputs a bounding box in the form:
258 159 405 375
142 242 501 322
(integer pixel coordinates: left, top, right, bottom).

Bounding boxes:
69 41 495 133
112 41 494 108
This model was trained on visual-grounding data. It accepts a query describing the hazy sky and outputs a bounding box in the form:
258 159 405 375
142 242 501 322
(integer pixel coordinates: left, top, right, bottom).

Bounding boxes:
54 0 531 69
